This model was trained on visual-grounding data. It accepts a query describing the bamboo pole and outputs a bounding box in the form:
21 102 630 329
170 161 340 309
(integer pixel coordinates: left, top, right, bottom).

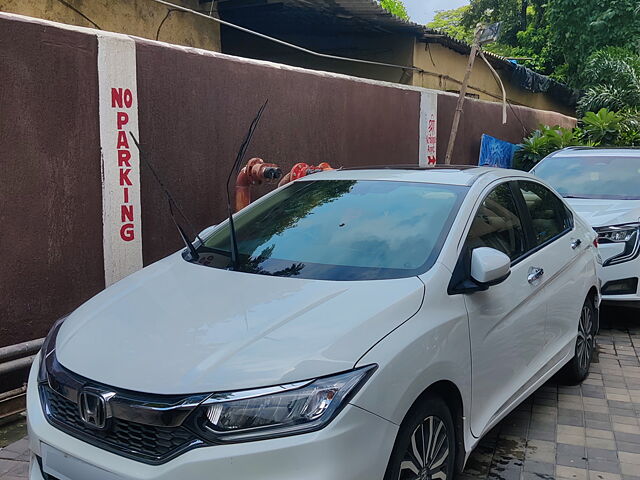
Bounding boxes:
444 26 483 165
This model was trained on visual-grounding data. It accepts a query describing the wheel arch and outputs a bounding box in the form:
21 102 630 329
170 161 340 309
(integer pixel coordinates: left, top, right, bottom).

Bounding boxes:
403 380 467 474
587 285 600 333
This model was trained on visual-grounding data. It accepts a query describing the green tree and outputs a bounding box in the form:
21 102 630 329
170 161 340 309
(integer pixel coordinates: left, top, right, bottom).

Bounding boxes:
577 48 640 116
548 0 640 81
427 6 474 43
380 0 409 20
456 0 562 76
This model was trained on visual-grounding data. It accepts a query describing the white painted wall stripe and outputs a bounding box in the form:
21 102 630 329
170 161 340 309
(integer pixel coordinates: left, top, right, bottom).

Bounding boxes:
98 34 143 286
419 90 438 167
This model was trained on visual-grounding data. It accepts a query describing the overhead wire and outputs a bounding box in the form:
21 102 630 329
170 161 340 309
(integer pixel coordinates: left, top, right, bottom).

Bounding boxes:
54 0 101 29
147 0 425 75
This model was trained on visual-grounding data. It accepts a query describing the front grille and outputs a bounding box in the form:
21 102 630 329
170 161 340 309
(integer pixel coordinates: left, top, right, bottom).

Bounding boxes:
41 385 199 464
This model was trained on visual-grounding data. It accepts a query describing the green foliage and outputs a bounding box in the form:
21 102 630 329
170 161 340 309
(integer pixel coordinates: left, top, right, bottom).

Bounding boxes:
514 108 640 170
449 0 640 86
513 125 580 170
379 0 409 20
548 0 640 81
426 6 474 43
461 0 528 46
581 109 623 145
577 48 640 116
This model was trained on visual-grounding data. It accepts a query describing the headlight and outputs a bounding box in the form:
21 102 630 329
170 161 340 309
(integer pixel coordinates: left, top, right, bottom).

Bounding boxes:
189 365 376 443
595 223 640 266
597 224 639 243
38 316 67 383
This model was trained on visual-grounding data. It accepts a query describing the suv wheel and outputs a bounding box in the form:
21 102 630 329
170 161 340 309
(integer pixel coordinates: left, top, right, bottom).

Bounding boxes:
384 395 456 480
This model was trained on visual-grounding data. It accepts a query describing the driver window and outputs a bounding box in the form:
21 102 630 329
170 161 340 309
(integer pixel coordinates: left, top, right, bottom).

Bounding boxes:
466 183 526 261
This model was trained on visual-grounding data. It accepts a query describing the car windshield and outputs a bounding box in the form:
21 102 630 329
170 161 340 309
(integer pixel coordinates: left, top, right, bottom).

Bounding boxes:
193 180 467 280
534 155 640 200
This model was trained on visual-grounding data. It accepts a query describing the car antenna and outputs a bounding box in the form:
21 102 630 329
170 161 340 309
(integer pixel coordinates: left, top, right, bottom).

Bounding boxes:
225 99 269 271
129 133 202 261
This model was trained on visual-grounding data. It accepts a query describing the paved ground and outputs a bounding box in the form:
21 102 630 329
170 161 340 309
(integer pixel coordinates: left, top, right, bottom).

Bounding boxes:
1 306 639 480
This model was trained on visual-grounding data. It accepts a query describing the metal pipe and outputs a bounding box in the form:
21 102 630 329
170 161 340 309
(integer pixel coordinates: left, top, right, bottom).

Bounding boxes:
0 355 36 377
235 158 282 211
0 338 43 363
0 386 27 402
149 0 425 74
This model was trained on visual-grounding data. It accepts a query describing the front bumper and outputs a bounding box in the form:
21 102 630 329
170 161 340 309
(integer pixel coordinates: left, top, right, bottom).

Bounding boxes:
598 244 640 304
27 359 398 480
598 235 640 306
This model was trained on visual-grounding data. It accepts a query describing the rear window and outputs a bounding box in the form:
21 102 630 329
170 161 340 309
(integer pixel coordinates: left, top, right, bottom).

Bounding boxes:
534 155 640 200
193 180 467 280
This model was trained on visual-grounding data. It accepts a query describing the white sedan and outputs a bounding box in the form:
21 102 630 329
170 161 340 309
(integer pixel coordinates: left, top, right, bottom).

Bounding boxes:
28 166 599 480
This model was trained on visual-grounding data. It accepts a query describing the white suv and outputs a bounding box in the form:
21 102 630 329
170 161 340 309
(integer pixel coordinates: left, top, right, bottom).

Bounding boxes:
533 147 640 306
28 167 599 480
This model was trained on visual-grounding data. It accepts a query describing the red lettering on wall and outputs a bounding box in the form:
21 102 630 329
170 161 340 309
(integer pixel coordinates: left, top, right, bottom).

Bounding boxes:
111 88 133 108
123 89 133 108
120 223 135 242
112 86 137 245
117 131 129 149
119 169 132 186
118 149 131 167
117 112 129 130
111 88 124 108
121 205 134 223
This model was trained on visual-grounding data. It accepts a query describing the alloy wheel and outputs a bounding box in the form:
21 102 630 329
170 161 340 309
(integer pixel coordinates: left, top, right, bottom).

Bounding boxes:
398 415 450 480
576 304 594 371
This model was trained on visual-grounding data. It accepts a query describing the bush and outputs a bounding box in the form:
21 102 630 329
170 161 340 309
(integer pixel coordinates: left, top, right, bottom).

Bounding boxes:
513 125 580 171
513 108 640 170
577 48 640 116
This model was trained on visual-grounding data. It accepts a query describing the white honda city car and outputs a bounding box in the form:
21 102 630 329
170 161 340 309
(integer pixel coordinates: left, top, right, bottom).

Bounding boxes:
28 167 599 480
533 147 640 306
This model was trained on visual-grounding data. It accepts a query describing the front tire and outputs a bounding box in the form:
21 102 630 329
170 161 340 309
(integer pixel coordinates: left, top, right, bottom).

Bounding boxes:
384 395 456 480
560 296 596 385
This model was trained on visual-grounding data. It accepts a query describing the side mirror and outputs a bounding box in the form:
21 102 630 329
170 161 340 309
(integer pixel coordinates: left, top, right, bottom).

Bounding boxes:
470 247 511 286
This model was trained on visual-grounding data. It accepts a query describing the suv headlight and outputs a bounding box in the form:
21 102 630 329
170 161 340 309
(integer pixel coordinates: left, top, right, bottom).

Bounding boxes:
188 365 376 443
595 223 640 266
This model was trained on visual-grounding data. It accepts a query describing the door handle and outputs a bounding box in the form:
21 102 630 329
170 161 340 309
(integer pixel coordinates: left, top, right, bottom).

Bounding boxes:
528 267 544 284
571 239 582 249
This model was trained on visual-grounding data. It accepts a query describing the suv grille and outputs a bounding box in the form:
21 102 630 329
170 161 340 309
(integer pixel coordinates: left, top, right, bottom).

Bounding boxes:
41 386 199 463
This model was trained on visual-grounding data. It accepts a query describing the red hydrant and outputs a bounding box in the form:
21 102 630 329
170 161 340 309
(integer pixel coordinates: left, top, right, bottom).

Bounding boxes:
278 162 333 187
235 158 282 211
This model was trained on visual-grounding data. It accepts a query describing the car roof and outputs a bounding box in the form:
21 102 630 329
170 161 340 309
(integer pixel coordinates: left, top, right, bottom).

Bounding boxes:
298 165 534 186
549 147 640 158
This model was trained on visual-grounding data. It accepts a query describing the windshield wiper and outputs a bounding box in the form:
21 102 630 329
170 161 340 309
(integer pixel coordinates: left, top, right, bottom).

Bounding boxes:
129 133 201 261
225 100 269 271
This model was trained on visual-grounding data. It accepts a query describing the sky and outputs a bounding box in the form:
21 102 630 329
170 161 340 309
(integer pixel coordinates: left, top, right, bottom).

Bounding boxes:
402 0 470 24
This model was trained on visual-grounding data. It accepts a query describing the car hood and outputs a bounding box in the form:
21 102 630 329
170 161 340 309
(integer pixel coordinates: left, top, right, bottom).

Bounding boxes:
565 198 640 228
56 252 424 395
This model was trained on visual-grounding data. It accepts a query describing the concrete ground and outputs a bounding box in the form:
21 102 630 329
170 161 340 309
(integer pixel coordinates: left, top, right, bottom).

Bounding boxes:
1 306 639 480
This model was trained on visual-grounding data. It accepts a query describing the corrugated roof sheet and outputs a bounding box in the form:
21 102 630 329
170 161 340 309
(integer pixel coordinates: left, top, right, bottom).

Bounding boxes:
216 0 577 106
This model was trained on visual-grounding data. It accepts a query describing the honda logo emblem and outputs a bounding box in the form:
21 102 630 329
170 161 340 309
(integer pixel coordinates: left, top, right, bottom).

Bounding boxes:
78 389 114 429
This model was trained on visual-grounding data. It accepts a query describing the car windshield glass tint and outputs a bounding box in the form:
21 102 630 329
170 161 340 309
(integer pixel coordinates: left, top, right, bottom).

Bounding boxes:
193 180 467 280
534 155 640 199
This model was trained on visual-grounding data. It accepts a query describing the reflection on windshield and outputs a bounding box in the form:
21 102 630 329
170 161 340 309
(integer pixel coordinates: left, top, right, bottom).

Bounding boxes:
534 156 640 200
194 180 466 280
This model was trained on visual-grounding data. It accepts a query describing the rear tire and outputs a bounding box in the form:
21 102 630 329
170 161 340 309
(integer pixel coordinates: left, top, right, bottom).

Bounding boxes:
384 395 456 480
560 296 596 385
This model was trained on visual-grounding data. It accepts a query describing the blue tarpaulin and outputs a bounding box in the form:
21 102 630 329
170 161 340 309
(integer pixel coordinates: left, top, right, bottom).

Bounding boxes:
478 134 519 168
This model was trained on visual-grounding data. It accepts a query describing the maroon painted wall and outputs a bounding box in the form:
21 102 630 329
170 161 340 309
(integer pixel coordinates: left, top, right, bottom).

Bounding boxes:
0 14 576 351
437 93 576 166
135 40 421 265
0 17 104 348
